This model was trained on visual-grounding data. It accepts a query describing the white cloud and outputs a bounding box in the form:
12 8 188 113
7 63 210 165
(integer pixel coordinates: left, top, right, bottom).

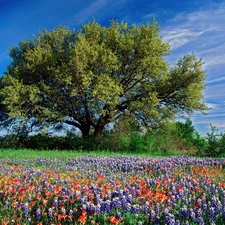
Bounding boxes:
68 0 125 25
143 13 156 19
205 103 219 110
197 42 225 68
204 83 225 100
163 29 206 50
207 76 225 84
162 2 225 62
69 0 112 25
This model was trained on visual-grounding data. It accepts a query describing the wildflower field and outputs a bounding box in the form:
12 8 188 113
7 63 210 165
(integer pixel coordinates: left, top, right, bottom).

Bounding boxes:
0 155 225 225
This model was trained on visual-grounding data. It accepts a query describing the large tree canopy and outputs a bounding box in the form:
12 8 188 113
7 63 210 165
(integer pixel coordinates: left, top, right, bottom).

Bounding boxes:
0 20 208 137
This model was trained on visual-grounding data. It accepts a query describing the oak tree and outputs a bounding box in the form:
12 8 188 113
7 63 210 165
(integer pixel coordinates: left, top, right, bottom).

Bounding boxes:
0 20 208 137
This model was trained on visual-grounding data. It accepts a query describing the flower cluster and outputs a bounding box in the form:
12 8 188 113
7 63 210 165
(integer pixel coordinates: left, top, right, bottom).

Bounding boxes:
0 156 225 224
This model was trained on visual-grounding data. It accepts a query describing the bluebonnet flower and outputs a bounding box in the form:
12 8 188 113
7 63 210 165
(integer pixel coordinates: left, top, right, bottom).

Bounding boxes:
165 213 175 225
143 202 149 214
80 196 88 204
198 216 205 225
175 220 181 225
100 200 111 213
125 202 131 212
111 197 121 209
211 184 216 192
202 203 207 211
209 207 216 222
28 194 32 202
196 208 203 218
116 212 122 220
48 208 53 218
36 208 41 220
211 196 222 214
21 203 29 218
189 209 196 221
181 205 188 220
127 194 133 204
166 199 171 206
163 207 169 216
82 204 87 211
149 209 156 222
95 194 101 204
136 189 141 197
69 209 74 218
130 187 136 197
196 198 202 208
121 195 128 209
132 204 141 214
53 197 59 209
4 200 9 206
171 195 176 203
96 204 101 214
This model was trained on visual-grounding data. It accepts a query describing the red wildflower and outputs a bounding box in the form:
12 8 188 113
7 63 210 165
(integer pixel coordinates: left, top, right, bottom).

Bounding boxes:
81 210 87 216
78 215 87 224
109 216 120 224
2 220 9 225
58 213 67 220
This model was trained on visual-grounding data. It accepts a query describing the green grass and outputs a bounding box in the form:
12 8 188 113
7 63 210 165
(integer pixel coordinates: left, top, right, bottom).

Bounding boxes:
0 148 181 159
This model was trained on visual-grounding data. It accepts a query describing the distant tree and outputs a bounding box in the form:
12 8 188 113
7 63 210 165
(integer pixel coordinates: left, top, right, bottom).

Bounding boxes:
0 20 208 138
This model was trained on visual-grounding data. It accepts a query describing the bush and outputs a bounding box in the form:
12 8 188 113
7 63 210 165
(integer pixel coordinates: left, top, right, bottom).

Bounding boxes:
203 124 225 157
2 119 224 157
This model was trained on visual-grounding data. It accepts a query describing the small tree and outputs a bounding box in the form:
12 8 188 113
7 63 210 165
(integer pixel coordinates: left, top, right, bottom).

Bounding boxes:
205 124 225 157
0 20 208 138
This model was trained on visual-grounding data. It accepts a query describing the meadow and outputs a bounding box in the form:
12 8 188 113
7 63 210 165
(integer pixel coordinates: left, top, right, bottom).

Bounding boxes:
1 150 225 224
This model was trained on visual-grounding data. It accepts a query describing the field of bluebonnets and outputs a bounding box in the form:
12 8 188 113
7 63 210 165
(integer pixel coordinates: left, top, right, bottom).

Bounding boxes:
1 155 225 225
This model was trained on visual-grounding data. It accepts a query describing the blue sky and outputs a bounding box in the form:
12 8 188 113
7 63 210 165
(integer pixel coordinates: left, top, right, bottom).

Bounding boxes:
0 0 225 135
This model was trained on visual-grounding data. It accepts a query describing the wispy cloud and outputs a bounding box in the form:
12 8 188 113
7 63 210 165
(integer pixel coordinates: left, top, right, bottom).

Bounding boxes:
162 2 225 62
142 13 156 19
192 102 225 133
68 0 116 25
204 83 225 100
162 1 225 131
207 76 225 84
205 103 220 110
163 29 206 50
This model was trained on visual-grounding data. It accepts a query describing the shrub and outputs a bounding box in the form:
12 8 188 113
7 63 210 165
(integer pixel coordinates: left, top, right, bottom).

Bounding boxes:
203 124 225 157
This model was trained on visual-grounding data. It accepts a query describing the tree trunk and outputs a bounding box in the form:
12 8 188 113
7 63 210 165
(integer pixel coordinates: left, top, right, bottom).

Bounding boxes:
93 113 110 138
80 123 91 138
94 124 105 138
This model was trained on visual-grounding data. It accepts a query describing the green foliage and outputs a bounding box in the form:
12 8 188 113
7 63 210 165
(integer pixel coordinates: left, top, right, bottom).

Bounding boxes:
0 134 21 149
176 119 208 154
0 20 208 138
176 119 195 143
203 124 225 157
2 119 224 158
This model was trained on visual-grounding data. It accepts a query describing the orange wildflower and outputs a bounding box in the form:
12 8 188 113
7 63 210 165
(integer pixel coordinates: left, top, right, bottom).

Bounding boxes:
81 210 87 216
2 220 9 225
58 213 67 220
109 216 120 224
78 215 87 224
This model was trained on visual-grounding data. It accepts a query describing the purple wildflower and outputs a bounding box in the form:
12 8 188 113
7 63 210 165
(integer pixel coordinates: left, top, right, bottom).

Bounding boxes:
36 208 41 220
48 208 53 218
